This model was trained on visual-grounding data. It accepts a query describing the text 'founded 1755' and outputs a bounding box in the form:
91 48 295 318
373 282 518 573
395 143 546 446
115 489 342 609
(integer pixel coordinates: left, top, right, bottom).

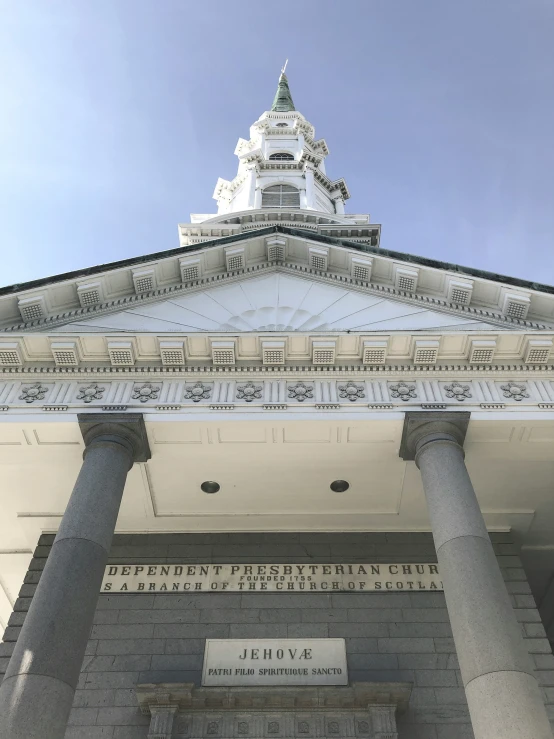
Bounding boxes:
101 563 442 593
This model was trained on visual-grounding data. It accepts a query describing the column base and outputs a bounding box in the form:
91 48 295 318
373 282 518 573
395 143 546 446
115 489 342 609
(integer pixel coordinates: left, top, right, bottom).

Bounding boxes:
0 673 74 739
466 670 552 739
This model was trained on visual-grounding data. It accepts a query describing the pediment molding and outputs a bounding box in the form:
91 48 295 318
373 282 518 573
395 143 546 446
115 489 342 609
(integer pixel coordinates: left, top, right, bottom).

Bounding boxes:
1 261 549 336
1 228 553 333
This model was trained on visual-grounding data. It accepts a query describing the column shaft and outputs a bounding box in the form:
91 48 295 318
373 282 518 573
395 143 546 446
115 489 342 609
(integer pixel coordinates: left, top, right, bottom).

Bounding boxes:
0 417 148 739
415 433 552 739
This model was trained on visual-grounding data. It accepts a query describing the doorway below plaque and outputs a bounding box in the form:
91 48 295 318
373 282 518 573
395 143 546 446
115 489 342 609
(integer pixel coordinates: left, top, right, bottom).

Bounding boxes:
136 682 412 739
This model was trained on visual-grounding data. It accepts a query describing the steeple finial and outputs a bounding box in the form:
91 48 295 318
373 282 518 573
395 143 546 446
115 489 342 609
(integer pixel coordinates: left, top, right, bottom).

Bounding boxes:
271 62 295 112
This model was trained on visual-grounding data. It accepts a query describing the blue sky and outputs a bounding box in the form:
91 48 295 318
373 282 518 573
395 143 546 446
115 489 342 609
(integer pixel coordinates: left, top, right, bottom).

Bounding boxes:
1 0 553 288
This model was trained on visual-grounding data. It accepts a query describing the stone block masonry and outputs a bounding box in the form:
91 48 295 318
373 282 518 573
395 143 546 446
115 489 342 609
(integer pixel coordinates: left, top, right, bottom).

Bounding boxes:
1 532 553 739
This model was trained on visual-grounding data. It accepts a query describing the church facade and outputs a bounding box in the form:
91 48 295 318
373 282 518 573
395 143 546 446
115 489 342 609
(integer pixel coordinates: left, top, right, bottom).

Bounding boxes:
1 72 554 739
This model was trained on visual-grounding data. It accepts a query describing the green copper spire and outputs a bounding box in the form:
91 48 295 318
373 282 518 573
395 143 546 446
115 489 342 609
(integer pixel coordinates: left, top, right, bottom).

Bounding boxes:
271 62 295 112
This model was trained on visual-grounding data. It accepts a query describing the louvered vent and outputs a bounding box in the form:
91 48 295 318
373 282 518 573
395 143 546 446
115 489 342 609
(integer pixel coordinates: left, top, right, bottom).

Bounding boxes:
262 341 286 365
312 342 336 365
394 267 419 294
447 279 473 306
181 264 199 281
0 343 22 366
398 275 416 292
51 342 79 366
524 340 552 365
266 238 287 262
225 248 245 272
80 289 101 306
351 258 373 282
506 302 527 319
133 270 156 294
18 297 45 323
107 341 136 366
160 341 186 366
413 341 439 365
180 258 201 283
503 294 531 320
212 342 236 366
268 244 284 261
261 184 300 208
309 247 328 272
469 340 496 364
451 288 470 304
77 282 104 308
362 341 387 365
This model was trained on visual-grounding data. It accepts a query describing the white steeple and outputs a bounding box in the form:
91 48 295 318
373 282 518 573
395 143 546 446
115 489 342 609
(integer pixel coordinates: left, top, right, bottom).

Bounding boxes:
212 69 350 216
181 69 376 248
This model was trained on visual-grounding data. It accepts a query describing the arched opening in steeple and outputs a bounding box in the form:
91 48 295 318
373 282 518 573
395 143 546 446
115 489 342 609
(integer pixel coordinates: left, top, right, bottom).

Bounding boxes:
261 184 300 208
269 152 294 161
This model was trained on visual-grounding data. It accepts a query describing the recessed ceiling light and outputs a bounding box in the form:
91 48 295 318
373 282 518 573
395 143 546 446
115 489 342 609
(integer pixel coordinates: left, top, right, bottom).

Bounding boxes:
330 480 349 493
201 481 220 494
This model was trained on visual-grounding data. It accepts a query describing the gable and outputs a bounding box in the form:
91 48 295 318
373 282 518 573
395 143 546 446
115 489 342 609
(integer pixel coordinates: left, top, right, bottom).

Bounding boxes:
2 226 553 333
51 272 502 334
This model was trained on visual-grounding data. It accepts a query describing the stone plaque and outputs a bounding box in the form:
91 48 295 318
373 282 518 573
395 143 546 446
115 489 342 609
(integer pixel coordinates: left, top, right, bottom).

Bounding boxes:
202 639 348 686
102 563 442 593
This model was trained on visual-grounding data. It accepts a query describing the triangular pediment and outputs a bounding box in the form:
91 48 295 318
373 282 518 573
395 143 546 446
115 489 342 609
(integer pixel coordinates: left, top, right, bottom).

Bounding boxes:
2 226 553 333
51 271 501 334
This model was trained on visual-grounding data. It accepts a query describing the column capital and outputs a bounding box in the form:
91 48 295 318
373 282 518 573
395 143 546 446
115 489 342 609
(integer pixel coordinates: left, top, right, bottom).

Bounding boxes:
78 413 151 465
399 411 470 461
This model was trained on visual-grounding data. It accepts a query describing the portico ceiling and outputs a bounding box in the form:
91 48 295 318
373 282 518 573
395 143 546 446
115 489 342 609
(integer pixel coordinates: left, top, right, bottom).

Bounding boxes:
2 413 554 630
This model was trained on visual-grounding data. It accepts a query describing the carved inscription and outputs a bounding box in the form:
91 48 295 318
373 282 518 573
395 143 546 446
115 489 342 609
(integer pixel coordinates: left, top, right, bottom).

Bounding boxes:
102 563 442 593
202 639 348 686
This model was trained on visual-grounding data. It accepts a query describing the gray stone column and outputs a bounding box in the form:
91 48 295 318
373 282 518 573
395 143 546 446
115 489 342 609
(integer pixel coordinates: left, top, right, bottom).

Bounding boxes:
400 412 552 739
0 414 150 739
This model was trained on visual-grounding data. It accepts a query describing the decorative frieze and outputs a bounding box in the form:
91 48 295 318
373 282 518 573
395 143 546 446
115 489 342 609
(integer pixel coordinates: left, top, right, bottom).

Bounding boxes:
0 376 553 412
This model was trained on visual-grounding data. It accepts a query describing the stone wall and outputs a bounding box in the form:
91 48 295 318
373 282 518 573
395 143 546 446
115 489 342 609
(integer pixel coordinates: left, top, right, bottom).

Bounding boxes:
1 532 552 739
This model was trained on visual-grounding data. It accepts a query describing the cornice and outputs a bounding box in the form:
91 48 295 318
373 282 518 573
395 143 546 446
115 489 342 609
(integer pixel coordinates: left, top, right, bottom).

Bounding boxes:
2 259 548 335
3 223 551 302
312 169 350 200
